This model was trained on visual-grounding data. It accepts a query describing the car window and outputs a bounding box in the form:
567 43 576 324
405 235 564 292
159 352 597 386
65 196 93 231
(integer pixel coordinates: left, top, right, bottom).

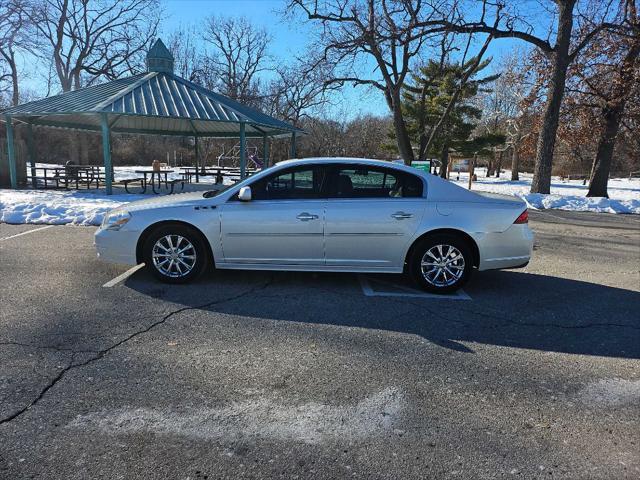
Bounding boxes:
329 165 423 198
249 166 327 200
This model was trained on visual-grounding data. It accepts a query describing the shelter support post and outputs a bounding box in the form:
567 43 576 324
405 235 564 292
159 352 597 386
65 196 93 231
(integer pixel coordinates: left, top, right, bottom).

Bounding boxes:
5 115 17 189
240 122 246 179
27 122 37 188
290 131 296 159
195 136 200 182
262 134 269 169
101 114 113 195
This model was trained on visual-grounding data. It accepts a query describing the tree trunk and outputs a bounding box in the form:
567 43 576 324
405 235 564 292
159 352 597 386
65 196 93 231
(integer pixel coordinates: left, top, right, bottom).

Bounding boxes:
439 143 449 179
587 106 622 198
530 0 576 194
417 85 428 161
468 155 476 189
486 157 494 177
511 145 520 181
10 53 19 106
418 132 427 161
587 30 640 198
391 95 415 165
495 151 503 178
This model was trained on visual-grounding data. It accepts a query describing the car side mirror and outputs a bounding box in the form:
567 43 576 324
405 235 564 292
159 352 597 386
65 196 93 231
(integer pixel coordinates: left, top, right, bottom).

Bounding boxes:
238 186 252 201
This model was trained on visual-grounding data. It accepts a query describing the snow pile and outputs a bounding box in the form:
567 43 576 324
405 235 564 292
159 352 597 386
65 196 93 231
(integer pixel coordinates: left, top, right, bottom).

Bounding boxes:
451 169 640 214
0 189 137 226
519 193 639 214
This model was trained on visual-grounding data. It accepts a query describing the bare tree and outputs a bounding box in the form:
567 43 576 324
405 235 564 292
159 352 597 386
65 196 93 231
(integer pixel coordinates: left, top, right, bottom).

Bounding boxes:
288 0 483 165
485 51 537 180
0 0 36 106
586 0 639 197
436 0 621 193
25 0 159 164
202 15 270 106
168 24 206 84
268 60 336 126
28 0 160 92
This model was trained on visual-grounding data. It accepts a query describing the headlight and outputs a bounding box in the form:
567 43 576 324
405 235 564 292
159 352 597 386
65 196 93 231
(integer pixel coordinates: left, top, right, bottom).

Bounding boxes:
101 210 131 230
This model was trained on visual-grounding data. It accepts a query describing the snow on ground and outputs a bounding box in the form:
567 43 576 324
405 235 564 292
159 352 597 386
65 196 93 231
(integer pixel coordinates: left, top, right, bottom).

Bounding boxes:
451 169 640 214
0 163 233 226
0 165 638 226
0 189 139 226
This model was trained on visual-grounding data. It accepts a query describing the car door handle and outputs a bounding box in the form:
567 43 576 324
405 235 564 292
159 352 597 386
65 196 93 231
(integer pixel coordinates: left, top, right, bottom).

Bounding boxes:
297 212 319 221
391 211 413 220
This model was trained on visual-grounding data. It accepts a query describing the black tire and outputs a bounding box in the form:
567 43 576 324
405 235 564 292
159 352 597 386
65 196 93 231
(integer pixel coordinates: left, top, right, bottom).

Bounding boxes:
142 224 209 284
409 234 474 294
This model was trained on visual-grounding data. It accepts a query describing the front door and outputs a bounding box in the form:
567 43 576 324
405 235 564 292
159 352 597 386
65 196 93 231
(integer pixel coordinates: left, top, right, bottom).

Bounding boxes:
324 164 426 269
220 165 327 265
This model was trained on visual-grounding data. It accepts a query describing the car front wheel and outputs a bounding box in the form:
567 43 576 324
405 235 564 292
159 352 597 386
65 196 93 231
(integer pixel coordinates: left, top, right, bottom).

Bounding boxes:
143 224 208 283
409 234 473 294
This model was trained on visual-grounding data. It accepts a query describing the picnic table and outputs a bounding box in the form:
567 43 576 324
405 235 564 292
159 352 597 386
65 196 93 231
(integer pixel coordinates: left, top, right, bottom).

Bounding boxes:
133 169 183 194
179 166 259 184
27 165 105 189
180 166 225 184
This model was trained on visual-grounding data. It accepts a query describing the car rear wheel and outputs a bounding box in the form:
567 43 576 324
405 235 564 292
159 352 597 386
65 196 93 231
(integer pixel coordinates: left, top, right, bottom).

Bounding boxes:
143 224 208 283
409 234 473 294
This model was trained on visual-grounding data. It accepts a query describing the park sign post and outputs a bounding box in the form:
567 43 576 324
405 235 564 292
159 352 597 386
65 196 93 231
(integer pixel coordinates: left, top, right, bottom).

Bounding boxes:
412 160 430 173
393 159 431 173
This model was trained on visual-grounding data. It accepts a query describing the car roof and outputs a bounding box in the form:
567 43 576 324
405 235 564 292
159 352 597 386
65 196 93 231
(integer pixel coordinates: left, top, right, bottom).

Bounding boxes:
276 157 426 177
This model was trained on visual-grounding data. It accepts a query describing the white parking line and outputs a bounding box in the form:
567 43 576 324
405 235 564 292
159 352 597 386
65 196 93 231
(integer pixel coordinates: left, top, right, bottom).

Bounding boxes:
0 225 53 242
102 263 146 288
358 275 471 300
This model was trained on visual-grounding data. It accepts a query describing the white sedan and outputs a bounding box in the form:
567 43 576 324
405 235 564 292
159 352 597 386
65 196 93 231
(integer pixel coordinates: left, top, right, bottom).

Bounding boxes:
95 158 534 293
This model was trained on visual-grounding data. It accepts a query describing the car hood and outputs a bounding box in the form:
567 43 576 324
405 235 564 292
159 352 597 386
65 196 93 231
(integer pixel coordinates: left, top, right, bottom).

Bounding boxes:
122 192 212 213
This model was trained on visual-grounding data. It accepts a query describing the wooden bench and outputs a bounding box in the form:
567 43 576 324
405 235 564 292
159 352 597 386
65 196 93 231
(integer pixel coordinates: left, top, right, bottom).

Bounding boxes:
167 179 185 194
116 178 145 193
26 176 64 189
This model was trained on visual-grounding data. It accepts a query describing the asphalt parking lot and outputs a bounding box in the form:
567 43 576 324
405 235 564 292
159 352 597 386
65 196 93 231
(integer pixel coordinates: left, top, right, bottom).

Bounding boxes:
0 210 639 479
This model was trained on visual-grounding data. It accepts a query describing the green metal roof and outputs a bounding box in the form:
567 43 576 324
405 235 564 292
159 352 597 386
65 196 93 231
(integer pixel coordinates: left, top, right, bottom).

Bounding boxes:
2 40 301 138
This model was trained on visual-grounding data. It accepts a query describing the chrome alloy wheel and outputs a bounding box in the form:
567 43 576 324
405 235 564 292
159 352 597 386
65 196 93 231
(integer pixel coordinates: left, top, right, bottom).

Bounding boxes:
420 244 465 287
152 235 197 278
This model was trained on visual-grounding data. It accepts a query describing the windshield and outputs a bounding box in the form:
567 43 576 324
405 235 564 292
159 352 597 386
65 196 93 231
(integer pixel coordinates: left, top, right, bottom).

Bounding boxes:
202 164 278 198
202 181 239 198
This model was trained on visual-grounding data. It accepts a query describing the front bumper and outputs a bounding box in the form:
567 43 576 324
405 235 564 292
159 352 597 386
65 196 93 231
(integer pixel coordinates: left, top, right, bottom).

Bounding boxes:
476 224 534 271
94 227 140 266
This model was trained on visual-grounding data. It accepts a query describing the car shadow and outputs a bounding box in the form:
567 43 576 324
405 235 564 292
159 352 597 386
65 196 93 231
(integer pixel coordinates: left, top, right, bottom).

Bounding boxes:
125 268 640 360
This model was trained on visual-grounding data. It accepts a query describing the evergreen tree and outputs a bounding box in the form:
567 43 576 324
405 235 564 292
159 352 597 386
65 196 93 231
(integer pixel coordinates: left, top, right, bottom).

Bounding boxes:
402 57 500 177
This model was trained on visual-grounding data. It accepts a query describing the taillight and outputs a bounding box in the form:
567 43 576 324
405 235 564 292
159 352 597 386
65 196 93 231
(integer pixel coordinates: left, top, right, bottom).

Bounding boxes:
514 209 528 224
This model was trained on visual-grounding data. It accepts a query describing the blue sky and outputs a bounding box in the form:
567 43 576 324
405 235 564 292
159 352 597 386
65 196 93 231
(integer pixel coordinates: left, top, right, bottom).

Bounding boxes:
160 0 526 118
158 0 526 119
161 1 306 62
160 0 389 118
17 0 528 120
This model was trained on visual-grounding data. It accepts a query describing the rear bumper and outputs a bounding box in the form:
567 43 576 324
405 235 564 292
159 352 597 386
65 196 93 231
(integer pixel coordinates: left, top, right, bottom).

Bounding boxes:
94 227 139 266
475 224 534 271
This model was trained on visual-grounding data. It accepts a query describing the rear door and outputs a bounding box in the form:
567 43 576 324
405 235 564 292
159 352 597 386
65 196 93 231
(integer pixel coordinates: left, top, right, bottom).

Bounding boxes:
219 165 327 265
324 164 426 269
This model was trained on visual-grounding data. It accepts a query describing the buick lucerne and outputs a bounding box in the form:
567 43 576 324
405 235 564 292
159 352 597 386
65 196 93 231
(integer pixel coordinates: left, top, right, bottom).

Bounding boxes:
95 158 534 293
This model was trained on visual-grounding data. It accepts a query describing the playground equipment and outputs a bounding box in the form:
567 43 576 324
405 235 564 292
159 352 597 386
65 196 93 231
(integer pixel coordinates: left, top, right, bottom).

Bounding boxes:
217 143 262 169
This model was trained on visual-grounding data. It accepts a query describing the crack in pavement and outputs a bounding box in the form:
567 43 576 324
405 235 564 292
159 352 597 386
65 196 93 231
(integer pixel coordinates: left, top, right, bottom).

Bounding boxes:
0 341 99 354
0 279 273 426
